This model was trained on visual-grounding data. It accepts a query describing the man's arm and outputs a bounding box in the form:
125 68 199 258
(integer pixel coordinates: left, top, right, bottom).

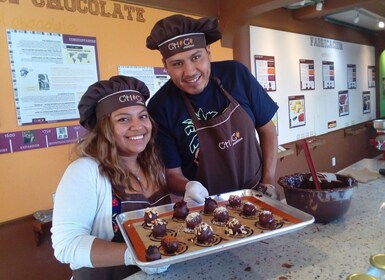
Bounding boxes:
165 167 190 196
256 120 278 185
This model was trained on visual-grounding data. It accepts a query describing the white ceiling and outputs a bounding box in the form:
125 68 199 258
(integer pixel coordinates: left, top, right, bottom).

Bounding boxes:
325 8 385 32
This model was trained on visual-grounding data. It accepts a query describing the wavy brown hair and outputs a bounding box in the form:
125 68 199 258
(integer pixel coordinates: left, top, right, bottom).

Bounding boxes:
74 115 166 200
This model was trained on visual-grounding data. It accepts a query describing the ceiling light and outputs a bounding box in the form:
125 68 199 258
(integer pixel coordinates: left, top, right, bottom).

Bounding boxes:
353 10 360 24
379 20 385 28
315 0 324 11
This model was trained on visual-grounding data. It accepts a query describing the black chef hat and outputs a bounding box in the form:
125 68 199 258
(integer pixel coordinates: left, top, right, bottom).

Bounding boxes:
146 14 222 59
78 75 150 130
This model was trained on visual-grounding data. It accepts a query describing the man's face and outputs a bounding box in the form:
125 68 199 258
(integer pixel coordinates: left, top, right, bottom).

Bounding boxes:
163 47 211 95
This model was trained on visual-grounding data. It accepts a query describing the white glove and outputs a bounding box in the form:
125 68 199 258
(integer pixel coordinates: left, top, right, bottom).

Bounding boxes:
264 184 278 200
255 183 278 200
184 181 209 205
140 265 170 274
124 248 169 274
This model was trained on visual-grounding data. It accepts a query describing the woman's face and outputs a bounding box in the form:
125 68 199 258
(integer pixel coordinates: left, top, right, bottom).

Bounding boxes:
164 46 211 95
110 105 152 156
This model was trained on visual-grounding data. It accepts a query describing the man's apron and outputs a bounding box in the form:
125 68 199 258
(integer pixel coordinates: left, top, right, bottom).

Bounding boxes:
182 77 263 195
72 190 170 280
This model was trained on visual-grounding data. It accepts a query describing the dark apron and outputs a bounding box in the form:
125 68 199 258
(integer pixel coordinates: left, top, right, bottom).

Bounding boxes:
72 190 171 280
182 77 263 195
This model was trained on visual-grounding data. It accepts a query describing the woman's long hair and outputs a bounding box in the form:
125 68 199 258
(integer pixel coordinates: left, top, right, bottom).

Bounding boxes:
74 115 166 199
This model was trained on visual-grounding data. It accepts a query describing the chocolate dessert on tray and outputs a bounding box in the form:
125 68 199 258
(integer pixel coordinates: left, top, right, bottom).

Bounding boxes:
116 189 314 268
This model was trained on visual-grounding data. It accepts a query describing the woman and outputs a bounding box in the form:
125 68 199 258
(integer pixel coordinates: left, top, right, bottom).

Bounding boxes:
51 76 170 279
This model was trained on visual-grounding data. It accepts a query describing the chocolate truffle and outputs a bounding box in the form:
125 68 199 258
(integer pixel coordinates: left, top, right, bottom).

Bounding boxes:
241 202 257 216
213 206 229 223
145 245 161 261
228 194 242 207
259 210 276 228
225 218 247 235
173 200 189 220
185 212 202 231
161 236 179 254
203 197 217 214
151 218 167 238
194 222 214 244
144 208 159 226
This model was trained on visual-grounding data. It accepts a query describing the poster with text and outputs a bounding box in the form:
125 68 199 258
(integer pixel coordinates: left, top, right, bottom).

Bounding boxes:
288 95 305 128
368 66 376 88
254 55 276 92
347 64 357 89
7 29 99 125
363 91 371 114
118 66 169 98
338 90 349 116
299 59 315 90
322 61 335 89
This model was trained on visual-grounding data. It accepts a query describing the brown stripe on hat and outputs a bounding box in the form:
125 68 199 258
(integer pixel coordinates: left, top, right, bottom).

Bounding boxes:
96 89 146 119
158 33 206 59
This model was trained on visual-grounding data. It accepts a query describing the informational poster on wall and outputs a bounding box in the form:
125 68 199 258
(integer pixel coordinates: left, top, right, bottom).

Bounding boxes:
338 90 349 116
368 66 376 88
363 91 371 114
299 59 315 90
254 55 276 92
322 61 335 89
118 66 170 98
6 29 99 126
288 95 306 128
249 26 375 145
347 64 357 89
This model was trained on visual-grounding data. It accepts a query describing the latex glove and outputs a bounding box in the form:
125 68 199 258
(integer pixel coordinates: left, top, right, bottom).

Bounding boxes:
140 265 170 274
124 248 169 274
254 183 278 200
184 181 209 205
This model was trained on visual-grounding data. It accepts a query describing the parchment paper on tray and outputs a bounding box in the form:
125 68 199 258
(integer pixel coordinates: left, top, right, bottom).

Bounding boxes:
116 189 314 268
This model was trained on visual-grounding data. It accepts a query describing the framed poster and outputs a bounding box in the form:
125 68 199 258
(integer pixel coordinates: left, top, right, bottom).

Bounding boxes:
347 64 357 89
368 66 376 88
288 95 305 128
362 91 371 114
322 61 335 89
254 55 276 92
299 59 315 90
7 29 99 126
338 90 349 116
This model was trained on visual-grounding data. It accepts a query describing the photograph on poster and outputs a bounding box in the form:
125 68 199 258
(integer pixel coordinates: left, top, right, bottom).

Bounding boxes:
338 90 349 116
254 55 276 92
363 91 371 114
347 64 357 89
368 66 376 88
322 61 335 89
288 95 305 128
299 59 315 90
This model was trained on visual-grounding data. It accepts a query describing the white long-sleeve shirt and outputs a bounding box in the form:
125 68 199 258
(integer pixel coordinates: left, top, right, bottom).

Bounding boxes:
51 157 115 270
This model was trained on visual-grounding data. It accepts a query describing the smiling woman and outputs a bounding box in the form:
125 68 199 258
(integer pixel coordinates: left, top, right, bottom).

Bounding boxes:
51 75 171 279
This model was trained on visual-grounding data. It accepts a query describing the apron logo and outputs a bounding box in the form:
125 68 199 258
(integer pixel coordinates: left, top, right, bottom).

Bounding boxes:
218 131 243 149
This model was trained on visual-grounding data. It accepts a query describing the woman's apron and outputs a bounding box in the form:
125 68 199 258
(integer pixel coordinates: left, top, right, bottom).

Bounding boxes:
72 190 170 280
182 77 263 195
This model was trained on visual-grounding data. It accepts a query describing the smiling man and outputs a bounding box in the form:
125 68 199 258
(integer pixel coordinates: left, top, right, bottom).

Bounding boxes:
146 14 279 204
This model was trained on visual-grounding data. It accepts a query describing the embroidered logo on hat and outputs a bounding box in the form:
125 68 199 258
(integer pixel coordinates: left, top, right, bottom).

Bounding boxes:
158 33 206 59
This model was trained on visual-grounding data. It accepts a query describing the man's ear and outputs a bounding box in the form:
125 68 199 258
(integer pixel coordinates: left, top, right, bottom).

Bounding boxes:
162 58 167 70
206 45 211 56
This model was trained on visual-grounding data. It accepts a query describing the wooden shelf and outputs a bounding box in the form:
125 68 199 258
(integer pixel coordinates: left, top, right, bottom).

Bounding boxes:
344 126 367 136
277 148 294 161
296 138 325 155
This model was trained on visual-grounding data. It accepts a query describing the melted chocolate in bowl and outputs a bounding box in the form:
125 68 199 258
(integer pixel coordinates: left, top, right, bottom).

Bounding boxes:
278 173 357 223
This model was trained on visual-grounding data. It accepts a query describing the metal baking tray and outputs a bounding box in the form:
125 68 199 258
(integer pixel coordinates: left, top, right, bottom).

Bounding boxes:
116 189 314 268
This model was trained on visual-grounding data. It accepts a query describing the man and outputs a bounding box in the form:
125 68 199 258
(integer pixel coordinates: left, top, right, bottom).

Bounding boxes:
146 14 278 204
